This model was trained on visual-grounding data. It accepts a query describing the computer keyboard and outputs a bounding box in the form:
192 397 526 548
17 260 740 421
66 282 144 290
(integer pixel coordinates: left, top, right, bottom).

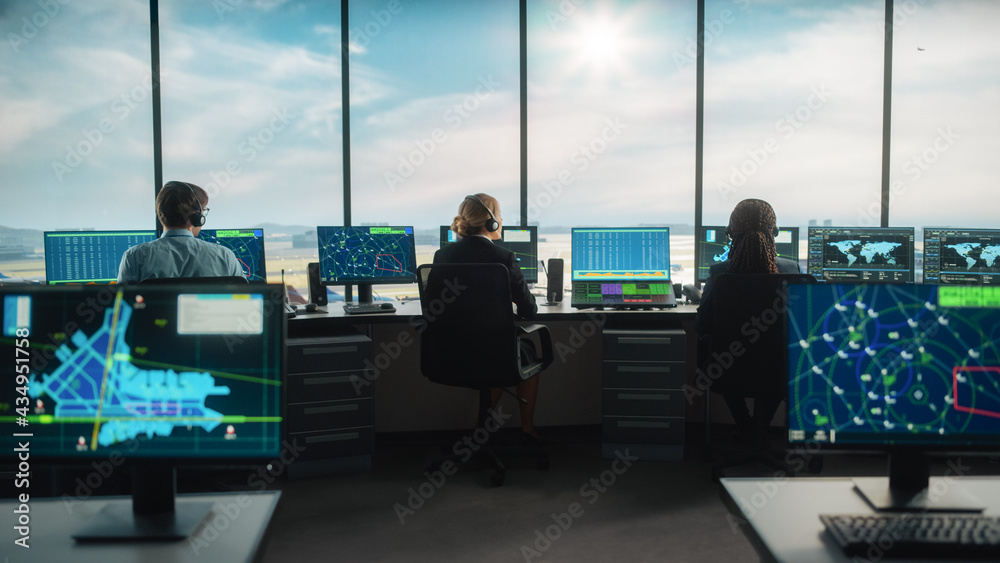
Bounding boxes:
343 302 396 315
820 513 1000 559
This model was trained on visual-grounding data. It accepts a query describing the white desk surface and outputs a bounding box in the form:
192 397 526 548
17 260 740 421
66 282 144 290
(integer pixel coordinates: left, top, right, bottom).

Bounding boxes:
1 490 280 563
720 476 1000 563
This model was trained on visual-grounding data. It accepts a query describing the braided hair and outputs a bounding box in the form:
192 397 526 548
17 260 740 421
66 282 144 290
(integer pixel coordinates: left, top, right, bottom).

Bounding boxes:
726 199 779 274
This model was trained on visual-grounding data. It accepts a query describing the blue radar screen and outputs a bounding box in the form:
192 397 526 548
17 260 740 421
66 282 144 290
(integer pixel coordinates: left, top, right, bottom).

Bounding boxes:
4 288 283 457
317 226 416 284
197 229 266 282
787 284 1000 445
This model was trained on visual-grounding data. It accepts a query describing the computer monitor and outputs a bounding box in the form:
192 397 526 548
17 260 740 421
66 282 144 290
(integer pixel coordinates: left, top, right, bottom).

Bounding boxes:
44 230 157 285
438 225 539 284
316 226 417 303
786 283 1000 511
697 225 799 283
807 226 915 283
922 227 1000 285
570 227 674 309
0 283 284 539
197 228 267 283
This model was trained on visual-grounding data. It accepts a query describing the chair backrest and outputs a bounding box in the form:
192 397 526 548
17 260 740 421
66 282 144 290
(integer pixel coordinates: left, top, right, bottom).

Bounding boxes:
416 263 521 389
708 273 815 397
139 276 248 285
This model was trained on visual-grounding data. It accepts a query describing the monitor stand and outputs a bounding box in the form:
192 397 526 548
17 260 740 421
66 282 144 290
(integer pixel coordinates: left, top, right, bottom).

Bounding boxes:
356 283 373 304
73 464 214 541
852 451 983 512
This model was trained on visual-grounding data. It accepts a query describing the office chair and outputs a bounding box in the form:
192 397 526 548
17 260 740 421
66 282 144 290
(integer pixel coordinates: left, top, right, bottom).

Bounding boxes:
416 263 553 486
699 273 818 478
138 276 248 285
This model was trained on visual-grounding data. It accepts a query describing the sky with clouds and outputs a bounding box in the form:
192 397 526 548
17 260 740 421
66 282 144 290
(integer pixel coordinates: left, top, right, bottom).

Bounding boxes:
1 0 997 234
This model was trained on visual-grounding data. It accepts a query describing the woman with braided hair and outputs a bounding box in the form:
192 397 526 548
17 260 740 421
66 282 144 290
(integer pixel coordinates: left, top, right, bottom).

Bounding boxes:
695 199 801 441
702 198 799 297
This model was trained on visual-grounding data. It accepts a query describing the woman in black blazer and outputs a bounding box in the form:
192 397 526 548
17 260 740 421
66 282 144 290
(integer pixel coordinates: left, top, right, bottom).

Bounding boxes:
433 194 542 445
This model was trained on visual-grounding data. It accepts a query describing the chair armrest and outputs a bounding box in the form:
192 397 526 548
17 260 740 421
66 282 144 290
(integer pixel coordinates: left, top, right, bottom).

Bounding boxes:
516 324 554 372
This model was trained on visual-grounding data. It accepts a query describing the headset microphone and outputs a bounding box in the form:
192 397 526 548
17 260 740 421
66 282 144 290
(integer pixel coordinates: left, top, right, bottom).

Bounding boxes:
464 195 499 233
174 181 206 227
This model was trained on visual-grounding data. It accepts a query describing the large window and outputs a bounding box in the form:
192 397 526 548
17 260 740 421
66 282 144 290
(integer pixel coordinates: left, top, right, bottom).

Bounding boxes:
703 0 885 244
0 1 153 280
159 0 342 290
348 0 520 298
3 1 996 289
888 0 1000 230
527 0 697 285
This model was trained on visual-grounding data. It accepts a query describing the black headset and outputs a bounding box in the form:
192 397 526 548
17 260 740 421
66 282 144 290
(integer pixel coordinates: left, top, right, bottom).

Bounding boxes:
726 199 778 239
464 195 499 233
168 181 206 228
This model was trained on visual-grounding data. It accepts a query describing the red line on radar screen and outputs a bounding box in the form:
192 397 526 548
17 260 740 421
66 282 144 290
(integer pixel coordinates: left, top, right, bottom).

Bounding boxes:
953 366 1000 419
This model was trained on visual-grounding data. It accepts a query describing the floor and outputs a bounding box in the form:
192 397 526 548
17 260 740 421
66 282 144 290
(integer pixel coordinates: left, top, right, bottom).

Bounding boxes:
23 426 1000 562
246 428 1000 563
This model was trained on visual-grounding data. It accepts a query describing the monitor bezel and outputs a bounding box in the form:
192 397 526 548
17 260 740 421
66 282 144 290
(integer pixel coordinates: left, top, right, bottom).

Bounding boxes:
43 229 158 286
785 282 1000 455
807 226 916 284
922 226 1000 286
570 226 672 282
697 225 800 283
316 225 418 286
439 225 540 285
0 283 286 465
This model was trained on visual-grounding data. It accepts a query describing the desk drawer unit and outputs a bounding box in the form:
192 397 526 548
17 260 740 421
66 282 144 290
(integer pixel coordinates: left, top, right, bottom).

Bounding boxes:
602 329 685 461
286 334 373 477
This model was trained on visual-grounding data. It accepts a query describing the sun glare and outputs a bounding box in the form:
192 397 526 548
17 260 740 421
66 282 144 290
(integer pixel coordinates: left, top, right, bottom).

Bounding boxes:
545 3 649 84
577 20 622 66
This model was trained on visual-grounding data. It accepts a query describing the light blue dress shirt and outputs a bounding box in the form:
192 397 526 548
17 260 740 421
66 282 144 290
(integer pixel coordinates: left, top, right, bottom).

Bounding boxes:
117 229 244 284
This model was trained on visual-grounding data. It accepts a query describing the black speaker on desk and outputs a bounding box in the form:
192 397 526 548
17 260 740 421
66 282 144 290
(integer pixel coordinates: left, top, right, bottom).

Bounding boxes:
307 262 327 306
546 258 563 304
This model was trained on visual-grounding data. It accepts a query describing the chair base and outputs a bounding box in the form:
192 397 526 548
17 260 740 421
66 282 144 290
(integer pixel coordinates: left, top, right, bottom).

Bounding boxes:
429 438 549 487
426 389 548 487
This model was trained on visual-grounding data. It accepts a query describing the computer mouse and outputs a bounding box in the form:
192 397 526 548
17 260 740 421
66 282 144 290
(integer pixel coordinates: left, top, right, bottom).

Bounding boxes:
305 303 318 312
380 302 394 309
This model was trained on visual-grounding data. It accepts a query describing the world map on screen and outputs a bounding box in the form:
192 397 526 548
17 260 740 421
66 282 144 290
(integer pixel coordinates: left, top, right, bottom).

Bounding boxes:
946 243 1000 270
828 240 902 266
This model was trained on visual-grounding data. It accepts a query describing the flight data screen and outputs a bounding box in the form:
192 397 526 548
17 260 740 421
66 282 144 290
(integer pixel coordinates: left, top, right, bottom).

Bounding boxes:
571 228 670 281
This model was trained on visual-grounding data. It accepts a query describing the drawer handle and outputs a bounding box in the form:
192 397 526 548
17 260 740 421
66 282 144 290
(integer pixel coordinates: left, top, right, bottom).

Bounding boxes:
304 375 353 385
617 421 671 429
617 393 670 401
303 345 358 355
305 432 360 444
304 404 359 415
617 337 670 345
617 366 669 373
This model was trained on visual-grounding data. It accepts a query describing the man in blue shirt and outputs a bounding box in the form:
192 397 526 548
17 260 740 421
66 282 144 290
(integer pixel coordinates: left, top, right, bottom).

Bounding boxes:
117 181 243 284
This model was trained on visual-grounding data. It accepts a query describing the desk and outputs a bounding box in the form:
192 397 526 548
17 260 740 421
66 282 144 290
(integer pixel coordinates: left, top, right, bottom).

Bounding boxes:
0 491 280 563
286 297 699 473
720 477 1000 562
287 297 699 325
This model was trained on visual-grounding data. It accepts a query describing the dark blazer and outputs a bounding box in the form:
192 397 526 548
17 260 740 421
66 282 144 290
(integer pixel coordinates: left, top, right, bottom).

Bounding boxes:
696 257 801 337
433 235 537 319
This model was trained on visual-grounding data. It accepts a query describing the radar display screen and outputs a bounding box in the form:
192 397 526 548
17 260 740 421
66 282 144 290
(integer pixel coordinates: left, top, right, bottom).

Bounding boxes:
787 283 1000 449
